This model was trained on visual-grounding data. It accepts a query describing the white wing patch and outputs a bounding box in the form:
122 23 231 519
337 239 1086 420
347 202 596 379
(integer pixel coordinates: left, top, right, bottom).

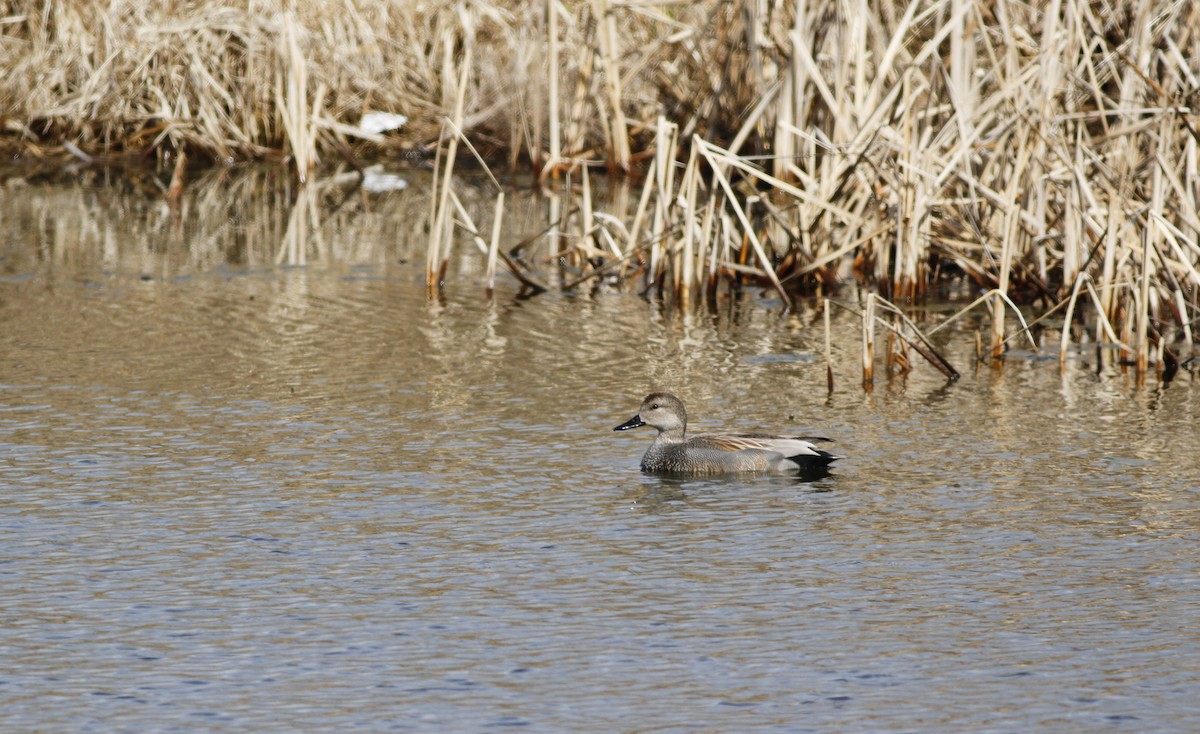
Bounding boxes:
760 438 822 457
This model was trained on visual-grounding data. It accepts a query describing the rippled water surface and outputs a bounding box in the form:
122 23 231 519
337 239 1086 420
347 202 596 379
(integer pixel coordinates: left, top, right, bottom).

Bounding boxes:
2 171 1199 731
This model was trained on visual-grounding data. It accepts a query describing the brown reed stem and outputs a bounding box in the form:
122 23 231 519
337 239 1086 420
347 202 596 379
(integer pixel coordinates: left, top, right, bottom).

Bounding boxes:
862 292 875 389
824 297 834 394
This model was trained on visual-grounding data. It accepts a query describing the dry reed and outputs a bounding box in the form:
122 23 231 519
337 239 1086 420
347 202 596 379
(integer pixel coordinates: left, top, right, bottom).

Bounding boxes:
4 0 1199 378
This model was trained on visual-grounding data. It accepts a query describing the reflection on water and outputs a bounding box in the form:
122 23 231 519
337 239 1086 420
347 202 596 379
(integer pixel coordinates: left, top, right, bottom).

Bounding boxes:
1 170 1199 732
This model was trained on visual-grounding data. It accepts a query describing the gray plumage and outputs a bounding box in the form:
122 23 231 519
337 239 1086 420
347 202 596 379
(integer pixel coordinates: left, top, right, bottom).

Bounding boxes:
613 392 840 475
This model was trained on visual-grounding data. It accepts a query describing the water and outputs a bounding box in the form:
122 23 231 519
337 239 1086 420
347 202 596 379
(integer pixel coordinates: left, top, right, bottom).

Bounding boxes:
2 169 1199 731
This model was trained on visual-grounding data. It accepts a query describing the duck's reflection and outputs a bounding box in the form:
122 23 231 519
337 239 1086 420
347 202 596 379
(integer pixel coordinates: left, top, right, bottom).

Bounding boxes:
619 469 837 513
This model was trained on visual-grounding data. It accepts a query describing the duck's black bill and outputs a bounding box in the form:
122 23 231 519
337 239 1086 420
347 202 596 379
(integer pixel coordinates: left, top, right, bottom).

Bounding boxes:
613 415 645 431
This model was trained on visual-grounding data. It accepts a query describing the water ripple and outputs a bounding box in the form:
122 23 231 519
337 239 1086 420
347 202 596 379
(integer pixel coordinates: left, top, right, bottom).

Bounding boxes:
1 263 1198 732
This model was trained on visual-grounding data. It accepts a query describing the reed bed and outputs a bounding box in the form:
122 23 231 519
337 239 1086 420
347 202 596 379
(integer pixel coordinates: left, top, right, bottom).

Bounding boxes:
3 0 1199 379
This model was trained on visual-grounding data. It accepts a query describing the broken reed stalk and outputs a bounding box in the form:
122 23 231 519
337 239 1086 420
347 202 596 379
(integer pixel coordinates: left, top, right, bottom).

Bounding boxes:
887 319 911 376
581 163 596 259
824 297 834 394
862 292 875 389
427 40 472 292
870 296 960 381
487 191 505 293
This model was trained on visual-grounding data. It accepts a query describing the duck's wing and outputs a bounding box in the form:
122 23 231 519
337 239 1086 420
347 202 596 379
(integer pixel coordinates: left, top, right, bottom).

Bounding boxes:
692 433 837 460
680 433 841 474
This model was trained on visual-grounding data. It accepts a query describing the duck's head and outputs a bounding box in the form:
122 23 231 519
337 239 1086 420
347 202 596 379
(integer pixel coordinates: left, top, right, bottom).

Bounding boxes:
613 392 687 435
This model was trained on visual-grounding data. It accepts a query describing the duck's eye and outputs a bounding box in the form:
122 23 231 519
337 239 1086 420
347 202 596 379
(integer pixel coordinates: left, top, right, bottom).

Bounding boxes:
651 403 659 409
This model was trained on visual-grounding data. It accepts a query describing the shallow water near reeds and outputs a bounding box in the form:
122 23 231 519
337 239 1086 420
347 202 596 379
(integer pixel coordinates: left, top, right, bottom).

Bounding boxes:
2 169 1199 732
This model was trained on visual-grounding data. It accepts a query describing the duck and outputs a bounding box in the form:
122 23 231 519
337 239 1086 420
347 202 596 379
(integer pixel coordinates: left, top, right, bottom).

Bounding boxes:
613 392 840 475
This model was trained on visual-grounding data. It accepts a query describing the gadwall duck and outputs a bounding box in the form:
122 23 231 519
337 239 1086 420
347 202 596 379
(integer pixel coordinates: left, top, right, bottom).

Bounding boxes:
613 392 840 475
